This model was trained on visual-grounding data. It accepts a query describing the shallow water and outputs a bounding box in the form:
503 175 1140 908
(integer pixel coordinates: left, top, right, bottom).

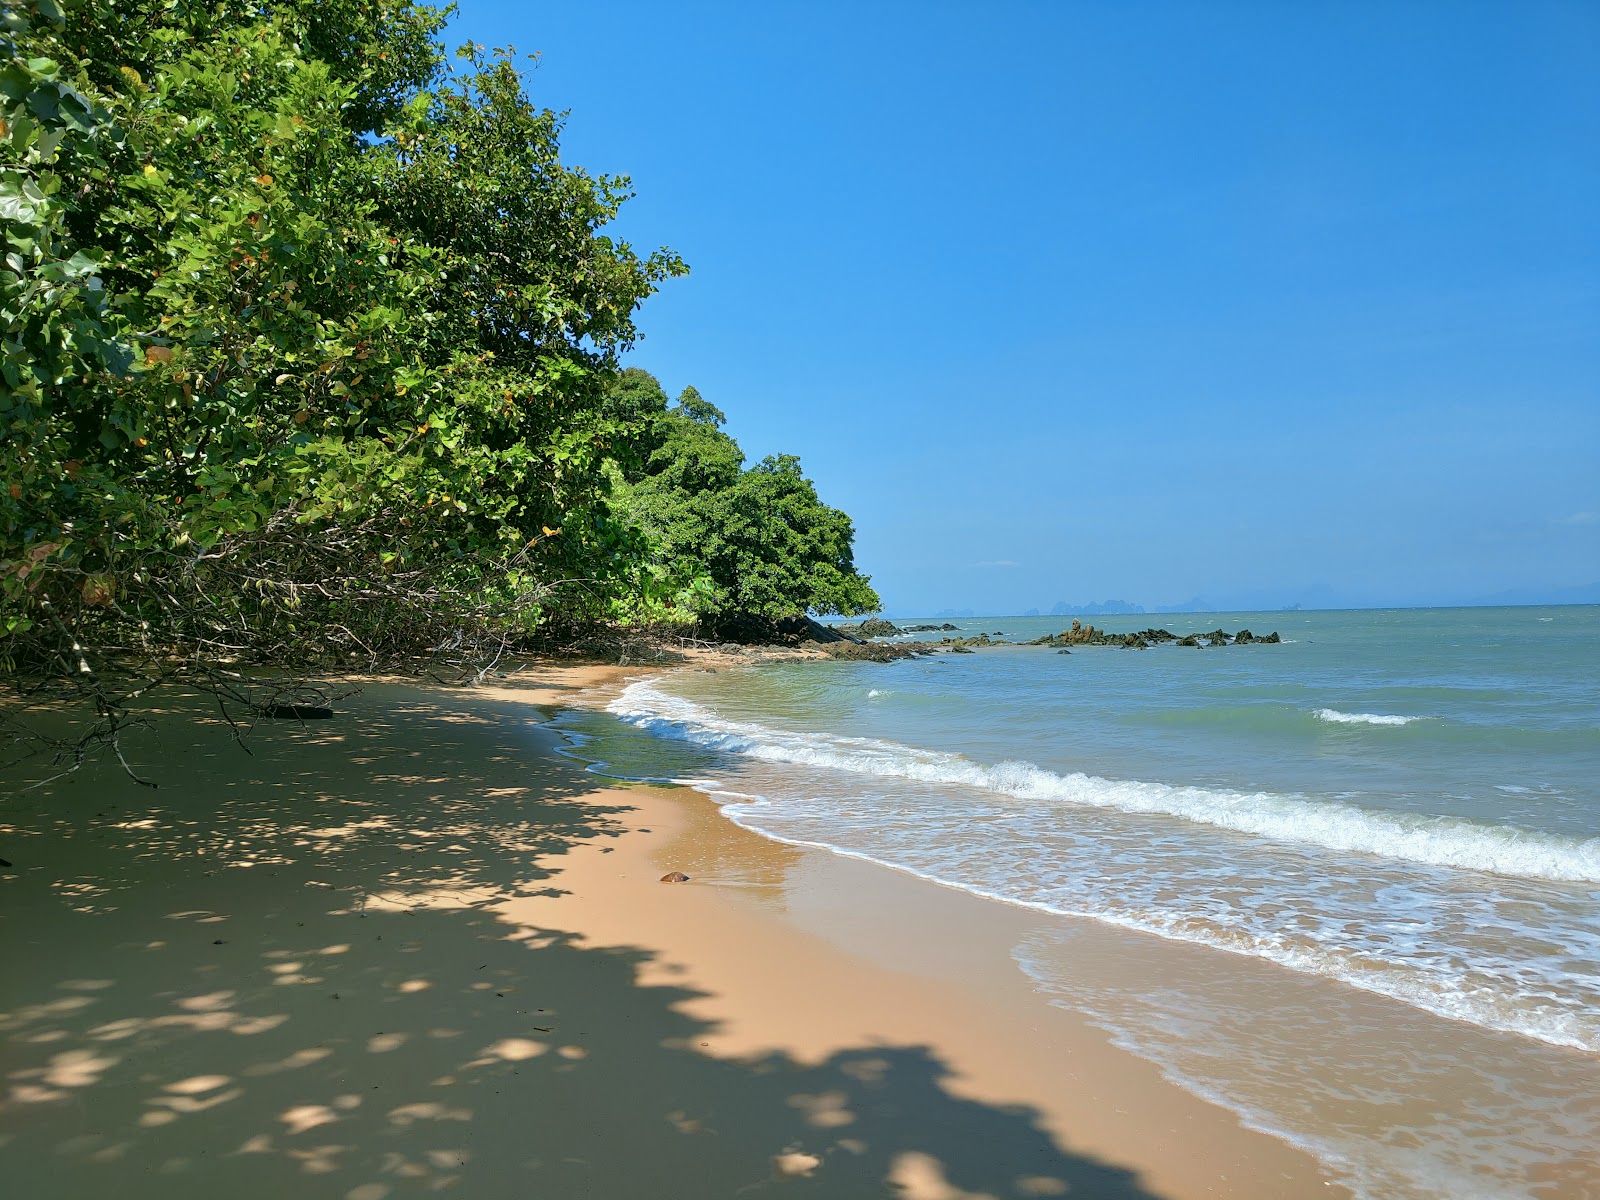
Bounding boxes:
555 606 1600 1198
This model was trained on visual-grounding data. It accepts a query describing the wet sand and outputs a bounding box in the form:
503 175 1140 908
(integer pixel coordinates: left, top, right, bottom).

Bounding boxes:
0 665 1345 1198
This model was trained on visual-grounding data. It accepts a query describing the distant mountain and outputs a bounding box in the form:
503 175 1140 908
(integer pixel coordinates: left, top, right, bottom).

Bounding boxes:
933 607 976 618
1049 599 1146 616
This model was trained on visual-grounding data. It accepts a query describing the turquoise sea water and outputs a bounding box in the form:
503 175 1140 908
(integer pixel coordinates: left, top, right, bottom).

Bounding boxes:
554 606 1600 1197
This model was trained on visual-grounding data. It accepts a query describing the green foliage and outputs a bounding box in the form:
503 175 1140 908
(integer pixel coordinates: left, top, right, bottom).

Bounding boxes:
611 371 879 623
0 0 875 750
1 0 686 688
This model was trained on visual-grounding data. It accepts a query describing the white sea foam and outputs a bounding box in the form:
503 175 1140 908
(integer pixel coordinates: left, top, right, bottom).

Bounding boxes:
609 680 1600 884
1314 708 1421 726
701 795 1600 1053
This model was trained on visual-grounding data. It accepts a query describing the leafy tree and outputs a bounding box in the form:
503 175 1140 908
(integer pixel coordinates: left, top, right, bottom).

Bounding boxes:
1 0 684 771
610 372 879 626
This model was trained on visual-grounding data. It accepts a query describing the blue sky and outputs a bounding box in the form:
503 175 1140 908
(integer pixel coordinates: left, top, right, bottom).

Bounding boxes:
453 0 1598 615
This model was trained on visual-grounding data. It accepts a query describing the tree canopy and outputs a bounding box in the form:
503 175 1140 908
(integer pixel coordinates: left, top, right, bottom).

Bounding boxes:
1 0 875 768
608 369 879 627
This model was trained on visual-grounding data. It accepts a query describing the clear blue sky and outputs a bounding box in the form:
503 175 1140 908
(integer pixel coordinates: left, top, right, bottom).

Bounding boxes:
451 0 1598 615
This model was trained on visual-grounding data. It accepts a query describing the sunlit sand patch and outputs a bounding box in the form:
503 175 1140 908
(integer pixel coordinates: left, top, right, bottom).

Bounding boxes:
1015 1175 1070 1196
665 1109 705 1134
244 1047 333 1076
268 961 323 986
887 1150 995 1199
787 1089 855 1128
6 1047 121 1098
772 1148 822 1178
279 1103 342 1135
0 995 94 1030
165 1073 232 1095
386 1100 471 1128
83 1009 286 1042
140 1083 242 1124
9 1083 68 1104
366 1033 407 1053
176 990 235 1012
481 1037 547 1062
284 1142 349 1174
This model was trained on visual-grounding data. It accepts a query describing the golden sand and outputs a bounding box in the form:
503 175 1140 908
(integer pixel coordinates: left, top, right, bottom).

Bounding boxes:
0 664 1344 1197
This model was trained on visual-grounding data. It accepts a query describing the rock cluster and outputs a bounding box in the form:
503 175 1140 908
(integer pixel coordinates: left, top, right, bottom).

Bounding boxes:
1028 620 1280 650
832 619 962 639
833 618 904 638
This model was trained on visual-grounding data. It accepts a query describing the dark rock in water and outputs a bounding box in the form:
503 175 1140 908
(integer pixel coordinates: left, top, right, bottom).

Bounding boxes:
1121 634 1149 649
0 857 12 868
659 871 690 883
795 617 861 645
1177 635 1200 647
823 640 919 662
260 705 334 720
949 645 974 653
1203 629 1231 645
1262 631 1281 643
836 618 902 639
1056 648 1072 655
1235 629 1255 644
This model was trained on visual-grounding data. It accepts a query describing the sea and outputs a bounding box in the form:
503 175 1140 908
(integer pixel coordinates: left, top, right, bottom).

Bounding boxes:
549 606 1600 1199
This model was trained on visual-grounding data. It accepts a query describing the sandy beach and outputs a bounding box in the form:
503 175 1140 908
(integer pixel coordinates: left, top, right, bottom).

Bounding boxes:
0 663 1348 1198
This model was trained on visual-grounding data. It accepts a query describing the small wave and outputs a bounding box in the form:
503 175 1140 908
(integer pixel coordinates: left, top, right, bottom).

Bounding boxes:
609 681 1600 884
867 689 887 698
1314 708 1421 726
708 799 1600 1053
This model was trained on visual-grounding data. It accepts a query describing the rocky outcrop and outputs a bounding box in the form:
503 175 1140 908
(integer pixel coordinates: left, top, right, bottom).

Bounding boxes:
834 618 903 639
1027 621 1281 652
1026 619 1111 647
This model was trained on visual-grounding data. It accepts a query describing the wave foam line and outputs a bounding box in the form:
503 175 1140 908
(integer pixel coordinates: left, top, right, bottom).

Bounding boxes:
609 681 1600 884
1315 708 1422 727
704 797 1598 1054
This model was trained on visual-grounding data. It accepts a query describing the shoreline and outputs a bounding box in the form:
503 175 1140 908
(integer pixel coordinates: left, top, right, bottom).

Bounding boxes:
0 658 1349 1197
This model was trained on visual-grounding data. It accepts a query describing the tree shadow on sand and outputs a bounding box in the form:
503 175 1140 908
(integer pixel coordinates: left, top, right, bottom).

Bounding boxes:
0 684 1160 1199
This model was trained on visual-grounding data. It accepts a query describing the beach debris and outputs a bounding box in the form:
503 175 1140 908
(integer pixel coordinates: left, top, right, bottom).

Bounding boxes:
659 871 691 883
259 704 334 720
